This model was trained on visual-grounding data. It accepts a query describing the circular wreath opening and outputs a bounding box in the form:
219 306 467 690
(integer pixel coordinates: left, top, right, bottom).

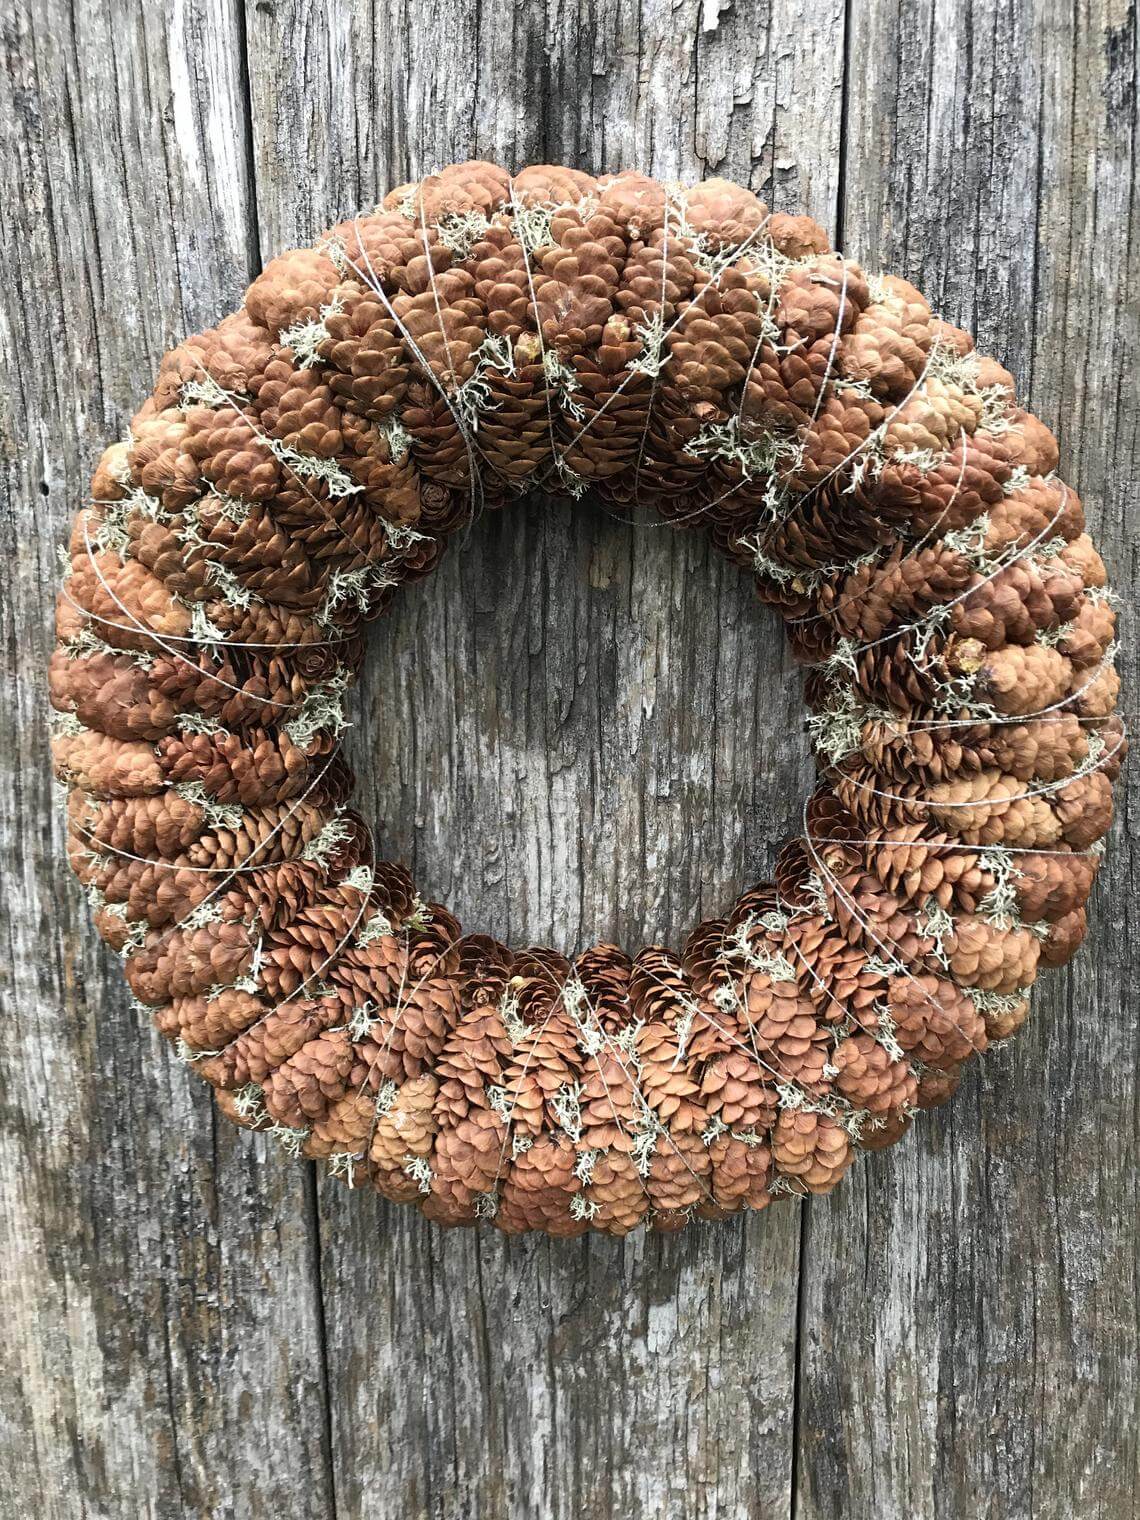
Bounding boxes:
51 160 1124 1237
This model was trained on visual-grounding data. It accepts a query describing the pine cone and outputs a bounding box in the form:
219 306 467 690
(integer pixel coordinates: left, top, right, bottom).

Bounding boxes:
771 1110 854 1194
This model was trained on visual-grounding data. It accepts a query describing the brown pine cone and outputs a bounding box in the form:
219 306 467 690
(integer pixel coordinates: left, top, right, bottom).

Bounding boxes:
263 1030 355 1128
705 1133 774 1213
831 1033 918 1117
771 1109 854 1194
886 973 986 1068
582 1149 649 1236
369 1074 439 1197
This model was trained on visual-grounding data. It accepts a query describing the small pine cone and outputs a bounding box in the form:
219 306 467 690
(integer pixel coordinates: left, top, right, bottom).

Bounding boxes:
367 863 419 926
431 1108 508 1203
578 1052 639 1151
214 1085 270 1132
245 243 341 336
682 918 730 994
156 725 319 808
572 942 633 1031
583 1150 649 1236
369 1074 439 1187
915 1064 962 1109
1038 907 1087 967
420 1176 479 1229
980 994 1030 1042
433 1005 514 1124
634 1020 706 1133
859 1112 913 1152
706 1133 773 1213
645 1129 711 1214
951 558 1084 649
125 914 253 1005
789 917 884 1028
768 212 830 258
354 967 461 1083
887 973 986 1068
51 648 178 742
924 770 1063 849
771 1110 854 1194
1051 770 1115 851
838 275 933 399
260 879 374 999
946 638 1071 718
687 989 745 1061
52 728 164 798
154 988 266 1050
700 1053 778 1131
198 995 342 1089
628 945 693 1027
263 1030 355 1128
945 919 1041 994
681 177 769 248
500 1012 583 1137
496 1135 584 1237
309 1088 375 1159
832 1033 918 1116
455 933 514 1006
332 930 408 1015
741 974 831 1093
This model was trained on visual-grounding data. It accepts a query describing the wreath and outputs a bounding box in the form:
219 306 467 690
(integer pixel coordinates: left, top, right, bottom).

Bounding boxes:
51 161 1124 1236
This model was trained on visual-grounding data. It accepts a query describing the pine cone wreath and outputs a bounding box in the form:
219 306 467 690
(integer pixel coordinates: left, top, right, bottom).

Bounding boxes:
53 160 1123 1237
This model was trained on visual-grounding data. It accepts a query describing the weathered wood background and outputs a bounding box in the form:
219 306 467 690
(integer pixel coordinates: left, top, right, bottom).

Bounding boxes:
2 1 1137 1516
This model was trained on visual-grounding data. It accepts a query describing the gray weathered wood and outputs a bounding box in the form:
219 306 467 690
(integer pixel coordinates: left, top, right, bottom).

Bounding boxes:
1 1 1136 1516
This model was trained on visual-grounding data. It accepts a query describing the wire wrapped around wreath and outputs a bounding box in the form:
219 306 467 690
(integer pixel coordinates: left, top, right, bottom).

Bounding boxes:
50 160 1125 1235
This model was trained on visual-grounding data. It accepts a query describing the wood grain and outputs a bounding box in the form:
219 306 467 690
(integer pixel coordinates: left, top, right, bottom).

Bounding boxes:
1 1 1136 1516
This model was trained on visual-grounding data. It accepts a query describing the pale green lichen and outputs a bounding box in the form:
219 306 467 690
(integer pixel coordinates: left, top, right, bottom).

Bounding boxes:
511 201 556 254
280 295 344 370
550 1082 584 1142
347 1002 378 1041
452 332 515 433
402 1155 434 1194
977 847 1024 927
232 1083 266 1123
357 910 393 947
328 1151 362 1188
316 563 398 628
283 673 351 749
573 1148 600 1184
301 810 354 866
381 417 412 464
436 209 492 259
916 898 955 968
683 414 801 481
374 1079 399 1116
174 780 245 832
628 311 669 379
181 898 226 932
267 439 362 498
542 349 587 423
179 374 231 410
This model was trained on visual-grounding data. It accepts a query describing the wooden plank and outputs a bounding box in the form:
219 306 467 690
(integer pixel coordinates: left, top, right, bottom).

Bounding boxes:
242 0 844 1514
0 4 335 1515
795 2 1140 1517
